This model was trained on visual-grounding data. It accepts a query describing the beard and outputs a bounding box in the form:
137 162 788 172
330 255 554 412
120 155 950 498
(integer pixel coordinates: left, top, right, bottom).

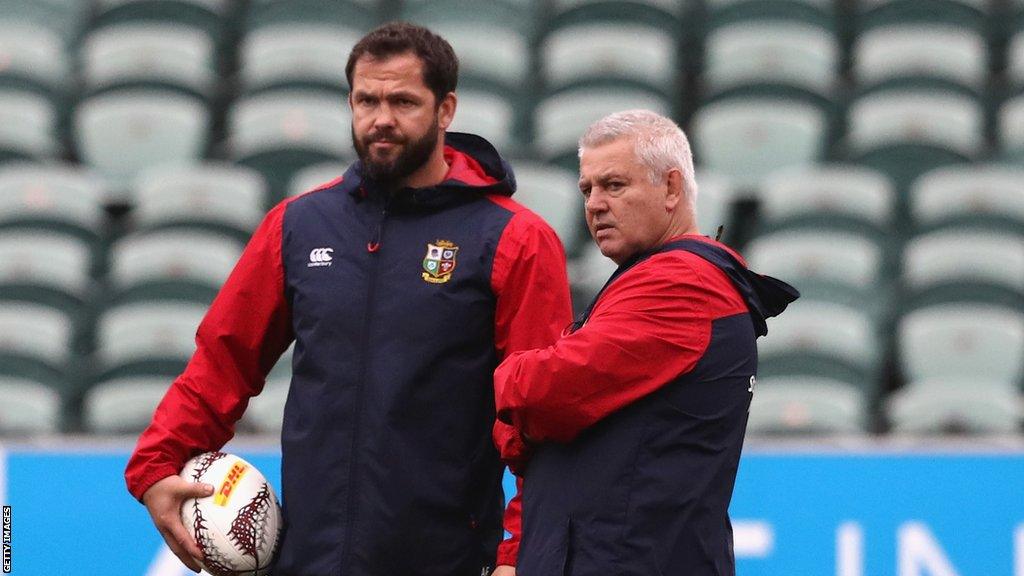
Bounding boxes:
353 116 440 188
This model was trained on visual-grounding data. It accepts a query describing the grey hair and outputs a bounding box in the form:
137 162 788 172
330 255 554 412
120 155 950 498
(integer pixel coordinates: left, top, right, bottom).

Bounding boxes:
578 109 698 209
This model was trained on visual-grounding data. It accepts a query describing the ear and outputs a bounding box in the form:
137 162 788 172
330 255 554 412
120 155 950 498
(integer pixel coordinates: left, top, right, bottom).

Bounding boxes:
438 92 457 131
665 169 684 212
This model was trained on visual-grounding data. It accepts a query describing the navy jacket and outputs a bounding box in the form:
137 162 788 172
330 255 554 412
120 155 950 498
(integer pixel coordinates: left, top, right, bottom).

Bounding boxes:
127 133 573 574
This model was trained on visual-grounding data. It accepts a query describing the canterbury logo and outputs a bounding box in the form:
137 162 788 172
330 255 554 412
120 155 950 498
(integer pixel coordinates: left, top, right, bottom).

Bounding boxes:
308 247 334 267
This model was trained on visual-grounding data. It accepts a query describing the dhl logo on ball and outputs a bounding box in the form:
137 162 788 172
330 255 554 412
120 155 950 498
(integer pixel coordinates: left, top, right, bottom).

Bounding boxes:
214 462 249 507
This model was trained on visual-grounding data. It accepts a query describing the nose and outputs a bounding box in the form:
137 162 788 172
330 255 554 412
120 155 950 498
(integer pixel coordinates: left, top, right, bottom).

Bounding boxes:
585 189 607 215
372 102 396 129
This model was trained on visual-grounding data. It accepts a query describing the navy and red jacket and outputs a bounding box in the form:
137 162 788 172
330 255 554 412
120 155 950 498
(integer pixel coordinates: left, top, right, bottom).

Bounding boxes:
495 236 797 576
125 133 573 575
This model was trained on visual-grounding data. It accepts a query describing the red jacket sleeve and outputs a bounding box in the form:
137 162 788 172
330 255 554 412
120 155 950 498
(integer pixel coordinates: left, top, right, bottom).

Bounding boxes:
125 200 295 501
495 251 746 444
489 205 573 567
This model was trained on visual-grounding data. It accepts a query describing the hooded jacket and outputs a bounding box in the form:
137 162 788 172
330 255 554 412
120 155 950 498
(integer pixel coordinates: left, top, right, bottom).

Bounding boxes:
125 133 572 575
495 236 798 576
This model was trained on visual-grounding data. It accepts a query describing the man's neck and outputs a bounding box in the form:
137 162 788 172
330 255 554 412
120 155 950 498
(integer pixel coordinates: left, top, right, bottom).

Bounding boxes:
400 145 450 189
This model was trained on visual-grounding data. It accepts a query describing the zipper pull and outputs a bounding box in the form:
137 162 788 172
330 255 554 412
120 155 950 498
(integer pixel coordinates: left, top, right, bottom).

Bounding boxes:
367 205 387 253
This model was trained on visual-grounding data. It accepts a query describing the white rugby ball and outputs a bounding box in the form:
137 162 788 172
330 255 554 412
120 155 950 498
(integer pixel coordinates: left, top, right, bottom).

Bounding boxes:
180 452 282 576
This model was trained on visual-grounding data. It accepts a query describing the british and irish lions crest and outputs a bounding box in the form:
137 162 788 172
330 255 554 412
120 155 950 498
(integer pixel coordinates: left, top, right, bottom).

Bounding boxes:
422 240 458 284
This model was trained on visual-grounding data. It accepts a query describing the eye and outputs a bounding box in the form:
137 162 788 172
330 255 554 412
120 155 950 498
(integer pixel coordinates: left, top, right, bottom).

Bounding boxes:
606 181 624 192
579 185 591 198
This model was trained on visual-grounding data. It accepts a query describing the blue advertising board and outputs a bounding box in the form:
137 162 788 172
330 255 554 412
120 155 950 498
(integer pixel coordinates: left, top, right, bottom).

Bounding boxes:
1 443 1022 576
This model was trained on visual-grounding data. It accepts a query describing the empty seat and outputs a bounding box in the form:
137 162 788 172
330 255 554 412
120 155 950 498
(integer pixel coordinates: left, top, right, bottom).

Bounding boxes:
706 0 835 30
910 165 1024 229
228 90 351 200
1001 95 1024 162
131 162 268 234
853 25 987 92
0 375 61 434
0 230 93 305
748 375 867 435
898 303 1024 384
704 21 838 98
82 376 169 433
888 378 1022 434
0 23 68 101
903 228 1024 295
447 90 518 152
759 299 880 375
541 22 678 93
512 162 584 255
0 162 107 239
534 87 671 160
758 164 895 229
568 240 618 309
74 90 210 192
109 230 244 302
0 0 91 39
81 23 216 98
693 98 827 189
288 161 346 197
745 228 885 292
244 0 376 34
1009 30 1024 89
239 23 359 95
95 301 207 373
0 302 72 368
0 91 58 161
694 171 736 236
91 0 228 43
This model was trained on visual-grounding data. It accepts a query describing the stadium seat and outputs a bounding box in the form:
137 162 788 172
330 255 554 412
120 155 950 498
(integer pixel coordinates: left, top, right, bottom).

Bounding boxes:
568 240 618 312
909 165 1024 231
80 23 217 99
759 299 881 377
447 90 519 153
888 378 1022 434
1000 95 1024 162
0 230 93 309
74 90 211 194
228 89 352 202
244 0 377 34
694 171 736 237
898 303 1024 384
288 162 346 197
91 0 228 45
533 86 672 162
540 21 678 94
703 21 838 100
0 23 68 105
747 375 868 435
853 25 987 93
856 0 986 32
130 162 268 236
846 89 982 189
239 23 359 96
706 0 835 30
0 375 62 434
0 162 107 241
82 376 170 433
758 164 895 231
108 230 244 304
692 97 827 190
510 162 584 256
0 302 73 368
94 300 206 378
0 91 58 162
1009 30 1024 90
241 344 293 433
0 0 91 39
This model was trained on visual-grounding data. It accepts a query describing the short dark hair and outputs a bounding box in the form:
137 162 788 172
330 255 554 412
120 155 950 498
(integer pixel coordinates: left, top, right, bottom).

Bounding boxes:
345 22 459 105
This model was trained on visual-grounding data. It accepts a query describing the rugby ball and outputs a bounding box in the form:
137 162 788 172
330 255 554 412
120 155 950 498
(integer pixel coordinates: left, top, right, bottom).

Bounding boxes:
180 452 282 576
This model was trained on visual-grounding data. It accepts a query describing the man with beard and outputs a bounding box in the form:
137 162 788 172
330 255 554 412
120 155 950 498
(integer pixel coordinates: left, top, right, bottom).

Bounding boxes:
126 23 571 576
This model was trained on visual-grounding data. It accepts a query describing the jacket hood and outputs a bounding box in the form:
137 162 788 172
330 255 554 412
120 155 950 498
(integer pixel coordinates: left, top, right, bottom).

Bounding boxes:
345 131 516 211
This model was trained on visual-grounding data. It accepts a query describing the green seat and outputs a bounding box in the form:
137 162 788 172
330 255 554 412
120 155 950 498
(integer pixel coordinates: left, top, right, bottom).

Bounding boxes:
288 161 346 198
898 303 1024 384
239 23 359 96
95 300 207 374
1010 30 1024 90
0 23 68 104
0 162 107 241
748 375 868 435
888 379 1022 434
0 230 92 309
132 162 268 235
245 0 377 33
704 21 838 100
447 90 519 154
0 91 59 161
903 228 1024 299
910 165 1024 232
853 24 987 94
759 164 895 230
707 0 835 31
511 162 585 256
568 241 617 313
82 376 170 433
692 97 827 189
74 90 211 194
856 0 985 31
80 22 216 100
745 228 886 294
534 85 671 159
1001 95 1024 162
0 302 73 368
0 0 90 39
694 171 737 237
240 344 293 433
91 0 227 45
759 298 881 377
0 376 61 434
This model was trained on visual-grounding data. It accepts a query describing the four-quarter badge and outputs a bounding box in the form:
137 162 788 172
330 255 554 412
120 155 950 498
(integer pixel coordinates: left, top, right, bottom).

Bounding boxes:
422 240 459 284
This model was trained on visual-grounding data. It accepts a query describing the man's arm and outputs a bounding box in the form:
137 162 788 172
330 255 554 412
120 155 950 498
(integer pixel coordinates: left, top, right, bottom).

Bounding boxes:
125 200 296 570
495 254 740 444
490 208 573 568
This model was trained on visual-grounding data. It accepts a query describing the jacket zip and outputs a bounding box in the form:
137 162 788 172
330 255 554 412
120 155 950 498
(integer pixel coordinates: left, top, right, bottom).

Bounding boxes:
340 198 389 573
